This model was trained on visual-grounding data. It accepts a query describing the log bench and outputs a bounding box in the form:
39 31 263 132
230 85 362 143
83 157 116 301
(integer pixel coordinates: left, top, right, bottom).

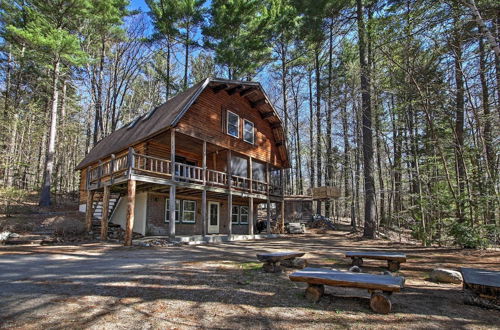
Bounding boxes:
289 267 405 314
460 267 499 310
257 251 306 273
345 251 407 272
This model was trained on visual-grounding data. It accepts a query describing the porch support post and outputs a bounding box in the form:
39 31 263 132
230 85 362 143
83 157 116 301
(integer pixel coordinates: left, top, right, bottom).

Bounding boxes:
170 128 176 178
266 163 271 234
100 185 110 240
202 140 207 184
227 150 232 237
248 156 253 193
169 185 176 238
280 199 285 234
85 190 95 232
202 189 207 236
202 140 207 237
124 179 136 246
169 127 177 239
248 197 254 235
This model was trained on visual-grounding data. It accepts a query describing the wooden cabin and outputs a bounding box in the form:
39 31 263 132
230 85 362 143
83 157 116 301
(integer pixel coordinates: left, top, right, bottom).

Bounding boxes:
76 78 290 245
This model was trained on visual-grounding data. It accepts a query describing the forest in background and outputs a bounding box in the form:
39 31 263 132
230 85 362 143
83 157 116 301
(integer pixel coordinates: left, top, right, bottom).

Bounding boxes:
0 0 498 247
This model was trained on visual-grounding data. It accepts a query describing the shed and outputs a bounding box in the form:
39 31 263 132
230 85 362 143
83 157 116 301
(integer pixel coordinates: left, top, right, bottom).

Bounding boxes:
284 196 313 223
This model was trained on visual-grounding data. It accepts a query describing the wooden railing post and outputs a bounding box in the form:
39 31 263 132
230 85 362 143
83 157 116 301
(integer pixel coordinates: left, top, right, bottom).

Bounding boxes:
202 140 207 184
110 154 116 184
249 156 253 193
86 166 91 189
127 147 134 179
171 128 176 179
97 160 102 188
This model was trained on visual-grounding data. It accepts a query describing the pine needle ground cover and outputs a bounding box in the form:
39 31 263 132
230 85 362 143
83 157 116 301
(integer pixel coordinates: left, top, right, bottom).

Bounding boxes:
0 228 498 329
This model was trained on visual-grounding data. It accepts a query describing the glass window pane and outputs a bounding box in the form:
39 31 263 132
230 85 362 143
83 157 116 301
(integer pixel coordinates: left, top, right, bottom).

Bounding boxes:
231 205 239 224
240 206 249 224
243 120 254 143
227 111 239 137
165 199 181 223
182 200 196 223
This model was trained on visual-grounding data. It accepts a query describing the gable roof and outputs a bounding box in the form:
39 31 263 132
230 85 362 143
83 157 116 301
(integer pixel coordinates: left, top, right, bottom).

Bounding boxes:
76 77 289 170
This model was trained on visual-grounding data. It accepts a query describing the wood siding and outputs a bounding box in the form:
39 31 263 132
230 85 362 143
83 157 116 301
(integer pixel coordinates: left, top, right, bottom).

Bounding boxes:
176 88 286 168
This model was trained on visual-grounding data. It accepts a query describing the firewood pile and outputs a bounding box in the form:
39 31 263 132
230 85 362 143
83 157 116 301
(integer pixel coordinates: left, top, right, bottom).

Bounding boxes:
310 216 336 230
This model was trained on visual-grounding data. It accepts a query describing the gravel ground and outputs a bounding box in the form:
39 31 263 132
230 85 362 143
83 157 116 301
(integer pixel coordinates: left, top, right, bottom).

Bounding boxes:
0 229 499 329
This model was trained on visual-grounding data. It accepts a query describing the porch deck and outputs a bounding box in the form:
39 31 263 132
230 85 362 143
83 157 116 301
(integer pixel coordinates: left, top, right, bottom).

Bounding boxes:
86 147 282 200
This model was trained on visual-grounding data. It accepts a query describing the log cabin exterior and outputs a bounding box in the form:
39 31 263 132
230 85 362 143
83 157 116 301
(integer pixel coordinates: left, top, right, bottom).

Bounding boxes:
76 78 290 245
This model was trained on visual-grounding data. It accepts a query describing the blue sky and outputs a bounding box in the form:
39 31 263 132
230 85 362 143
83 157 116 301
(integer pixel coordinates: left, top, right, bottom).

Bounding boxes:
130 0 149 13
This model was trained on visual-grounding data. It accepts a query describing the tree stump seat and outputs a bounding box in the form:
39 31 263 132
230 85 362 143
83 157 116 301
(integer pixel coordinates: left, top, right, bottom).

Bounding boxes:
289 267 405 314
460 267 500 310
257 252 306 273
345 251 407 272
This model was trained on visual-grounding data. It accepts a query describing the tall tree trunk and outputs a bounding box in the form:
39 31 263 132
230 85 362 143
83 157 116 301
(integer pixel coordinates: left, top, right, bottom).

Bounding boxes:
478 36 496 224
184 27 189 90
291 73 303 194
39 59 60 206
166 39 172 100
280 41 290 194
93 39 106 146
341 93 353 227
356 0 376 238
325 21 334 218
453 11 466 223
314 49 322 215
308 69 315 198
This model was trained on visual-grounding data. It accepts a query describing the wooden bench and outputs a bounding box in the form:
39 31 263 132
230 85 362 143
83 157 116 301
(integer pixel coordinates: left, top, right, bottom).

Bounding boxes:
289 267 405 314
345 251 407 271
460 267 499 310
257 251 306 273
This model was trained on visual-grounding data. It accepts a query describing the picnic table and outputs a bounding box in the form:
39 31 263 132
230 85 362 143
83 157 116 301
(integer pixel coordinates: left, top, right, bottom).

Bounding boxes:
460 267 499 310
345 251 407 271
257 251 306 273
289 267 405 314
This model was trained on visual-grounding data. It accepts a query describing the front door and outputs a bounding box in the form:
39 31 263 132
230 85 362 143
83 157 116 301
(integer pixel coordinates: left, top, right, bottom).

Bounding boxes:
208 202 219 234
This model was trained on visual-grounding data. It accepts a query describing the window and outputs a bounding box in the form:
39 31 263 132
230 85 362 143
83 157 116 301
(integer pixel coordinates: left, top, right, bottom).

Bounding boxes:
227 111 240 138
165 199 180 223
182 200 196 223
240 206 249 224
231 205 240 224
243 120 254 144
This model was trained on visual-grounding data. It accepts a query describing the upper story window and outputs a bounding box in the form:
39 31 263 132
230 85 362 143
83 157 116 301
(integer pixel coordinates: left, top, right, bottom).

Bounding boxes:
227 111 240 138
243 119 254 144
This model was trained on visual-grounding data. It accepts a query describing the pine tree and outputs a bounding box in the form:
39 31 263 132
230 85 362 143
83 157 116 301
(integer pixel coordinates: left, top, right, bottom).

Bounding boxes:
7 0 90 206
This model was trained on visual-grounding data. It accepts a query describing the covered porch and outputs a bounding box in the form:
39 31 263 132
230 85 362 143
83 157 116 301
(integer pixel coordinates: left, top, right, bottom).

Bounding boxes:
84 128 286 245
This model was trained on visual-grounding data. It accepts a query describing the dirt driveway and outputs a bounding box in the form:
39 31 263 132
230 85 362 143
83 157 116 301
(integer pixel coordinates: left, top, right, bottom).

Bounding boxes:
1 231 499 329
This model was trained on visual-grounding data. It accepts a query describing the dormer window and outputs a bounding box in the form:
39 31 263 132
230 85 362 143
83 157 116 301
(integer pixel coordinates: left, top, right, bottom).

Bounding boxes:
243 119 254 144
227 111 239 138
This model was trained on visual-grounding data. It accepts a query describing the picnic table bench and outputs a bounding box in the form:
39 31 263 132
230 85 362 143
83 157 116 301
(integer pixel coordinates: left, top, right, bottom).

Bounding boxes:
460 267 499 310
345 251 407 271
257 251 306 273
289 267 405 314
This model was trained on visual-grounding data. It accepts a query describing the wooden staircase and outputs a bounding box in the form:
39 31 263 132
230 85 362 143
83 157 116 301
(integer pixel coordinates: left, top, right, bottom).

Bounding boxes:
91 193 122 236
92 193 121 220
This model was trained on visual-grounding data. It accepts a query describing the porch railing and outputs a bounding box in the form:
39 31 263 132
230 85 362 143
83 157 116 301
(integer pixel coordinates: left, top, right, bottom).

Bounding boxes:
87 148 282 196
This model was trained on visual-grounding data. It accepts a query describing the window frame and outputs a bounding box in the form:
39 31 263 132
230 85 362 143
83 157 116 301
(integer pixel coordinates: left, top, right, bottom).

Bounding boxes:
240 206 249 224
231 205 240 224
243 119 254 144
227 110 240 138
165 198 181 223
182 200 196 223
